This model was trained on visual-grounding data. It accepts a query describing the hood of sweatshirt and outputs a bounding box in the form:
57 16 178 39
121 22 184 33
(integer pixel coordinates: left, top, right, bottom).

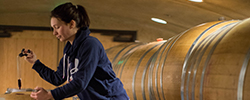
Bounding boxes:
64 27 91 62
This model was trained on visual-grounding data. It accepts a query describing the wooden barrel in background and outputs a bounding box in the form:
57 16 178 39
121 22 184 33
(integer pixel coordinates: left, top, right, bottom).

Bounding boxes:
107 41 166 100
106 18 250 100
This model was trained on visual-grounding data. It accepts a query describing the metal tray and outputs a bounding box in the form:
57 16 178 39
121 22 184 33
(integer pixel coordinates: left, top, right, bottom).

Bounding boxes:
5 88 37 94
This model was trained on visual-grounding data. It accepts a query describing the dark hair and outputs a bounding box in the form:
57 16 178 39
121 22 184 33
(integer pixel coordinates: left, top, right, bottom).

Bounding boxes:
50 2 90 28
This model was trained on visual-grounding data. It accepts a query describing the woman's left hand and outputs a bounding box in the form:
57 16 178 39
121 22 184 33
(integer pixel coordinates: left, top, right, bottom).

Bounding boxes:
30 87 53 100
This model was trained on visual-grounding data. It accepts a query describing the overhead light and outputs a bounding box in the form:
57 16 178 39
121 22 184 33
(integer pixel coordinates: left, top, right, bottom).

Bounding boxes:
151 18 167 24
189 0 203 2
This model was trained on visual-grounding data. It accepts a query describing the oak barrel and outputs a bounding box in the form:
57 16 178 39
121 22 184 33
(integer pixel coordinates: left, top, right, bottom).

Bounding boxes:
106 18 250 100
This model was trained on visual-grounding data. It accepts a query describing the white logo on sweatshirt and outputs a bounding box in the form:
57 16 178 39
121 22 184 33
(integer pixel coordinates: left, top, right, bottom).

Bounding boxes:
69 58 79 81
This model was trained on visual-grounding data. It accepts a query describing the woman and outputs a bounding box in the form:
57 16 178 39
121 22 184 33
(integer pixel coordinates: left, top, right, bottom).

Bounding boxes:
24 2 129 100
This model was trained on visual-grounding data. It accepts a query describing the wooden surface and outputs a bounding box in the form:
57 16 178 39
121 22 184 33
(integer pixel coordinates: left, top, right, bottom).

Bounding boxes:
0 92 76 100
0 93 33 100
0 30 62 94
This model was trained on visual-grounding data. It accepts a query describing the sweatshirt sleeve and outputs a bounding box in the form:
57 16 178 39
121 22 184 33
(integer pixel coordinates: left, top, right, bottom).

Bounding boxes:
32 58 67 86
50 38 101 100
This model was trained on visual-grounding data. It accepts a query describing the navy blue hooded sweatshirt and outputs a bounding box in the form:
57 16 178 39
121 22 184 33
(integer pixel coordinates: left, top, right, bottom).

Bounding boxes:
32 27 129 100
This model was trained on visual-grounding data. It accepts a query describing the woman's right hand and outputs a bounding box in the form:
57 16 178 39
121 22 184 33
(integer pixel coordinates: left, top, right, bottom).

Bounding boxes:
23 49 37 65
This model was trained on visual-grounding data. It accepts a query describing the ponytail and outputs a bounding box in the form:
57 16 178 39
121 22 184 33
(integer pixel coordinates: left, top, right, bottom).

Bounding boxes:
76 5 90 27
